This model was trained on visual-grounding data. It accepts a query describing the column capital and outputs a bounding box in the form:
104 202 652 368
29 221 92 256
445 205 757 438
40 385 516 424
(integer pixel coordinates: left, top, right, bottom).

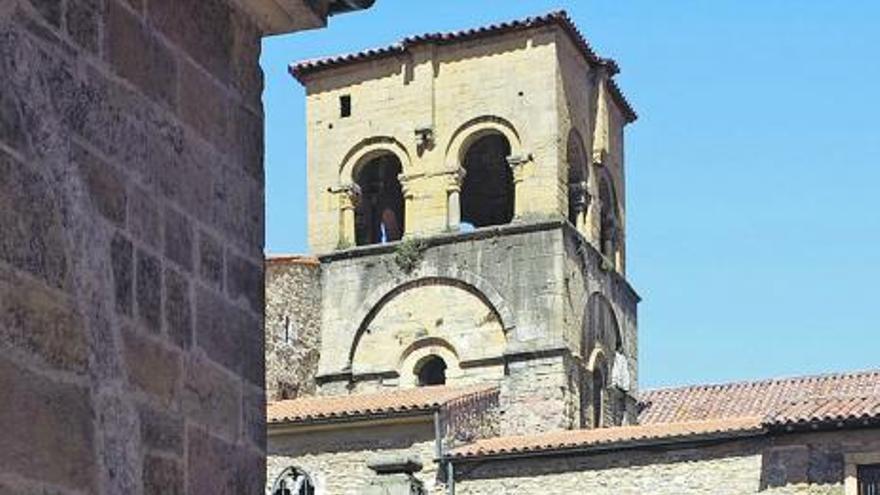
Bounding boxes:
329 183 361 209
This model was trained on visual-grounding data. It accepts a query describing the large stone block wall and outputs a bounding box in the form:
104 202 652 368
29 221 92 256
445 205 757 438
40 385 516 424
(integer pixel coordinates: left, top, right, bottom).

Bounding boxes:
0 0 267 492
453 430 880 495
265 256 322 400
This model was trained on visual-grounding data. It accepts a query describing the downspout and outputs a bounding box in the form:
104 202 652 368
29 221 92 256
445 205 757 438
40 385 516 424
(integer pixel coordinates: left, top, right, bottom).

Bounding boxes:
433 409 455 495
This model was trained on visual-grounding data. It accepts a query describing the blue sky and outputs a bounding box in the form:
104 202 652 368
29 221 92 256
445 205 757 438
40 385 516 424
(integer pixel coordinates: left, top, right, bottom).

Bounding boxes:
261 1 880 388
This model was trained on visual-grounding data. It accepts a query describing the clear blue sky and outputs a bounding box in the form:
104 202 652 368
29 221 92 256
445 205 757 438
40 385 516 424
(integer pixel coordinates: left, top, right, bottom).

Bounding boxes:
261 1 880 388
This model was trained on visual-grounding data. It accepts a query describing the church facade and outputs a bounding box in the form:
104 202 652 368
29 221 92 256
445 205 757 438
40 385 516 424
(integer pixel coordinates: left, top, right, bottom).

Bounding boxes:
264 12 880 495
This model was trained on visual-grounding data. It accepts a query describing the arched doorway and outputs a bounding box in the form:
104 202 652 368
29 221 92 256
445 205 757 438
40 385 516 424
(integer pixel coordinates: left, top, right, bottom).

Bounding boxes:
354 153 404 246
460 134 514 228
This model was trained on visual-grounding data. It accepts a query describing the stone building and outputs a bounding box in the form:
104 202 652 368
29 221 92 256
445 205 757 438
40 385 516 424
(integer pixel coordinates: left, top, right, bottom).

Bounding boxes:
265 11 880 495
0 0 374 494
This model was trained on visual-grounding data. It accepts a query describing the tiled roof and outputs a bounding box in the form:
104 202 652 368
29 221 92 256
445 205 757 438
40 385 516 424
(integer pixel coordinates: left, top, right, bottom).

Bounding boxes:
265 254 320 266
289 10 636 120
267 384 498 425
639 369 880 425
290 11 615 81
450 417 764 459
767 395 880 428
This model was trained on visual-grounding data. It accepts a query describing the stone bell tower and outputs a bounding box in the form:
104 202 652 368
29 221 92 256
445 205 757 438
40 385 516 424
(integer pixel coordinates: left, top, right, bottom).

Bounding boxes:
284 11 639 434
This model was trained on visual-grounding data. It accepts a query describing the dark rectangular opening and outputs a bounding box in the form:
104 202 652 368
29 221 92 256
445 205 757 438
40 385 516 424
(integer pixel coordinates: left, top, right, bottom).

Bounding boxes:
340 95 351 118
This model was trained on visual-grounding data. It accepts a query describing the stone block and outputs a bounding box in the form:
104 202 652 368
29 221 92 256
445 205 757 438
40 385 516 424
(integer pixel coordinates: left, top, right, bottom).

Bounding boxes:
72 142 127 226
0 355 96 492
29 0 61 27
129 184 161 250
104 0 177 108
139 403 184 456
0 149 69 290
66 0 100 54
242 386 266 450
163 206 194 272
187 428 264 495
232 105 263 181
164 267 192 349
136 248 162 333
179 60 229 150
0 266 89 374
226 252 262 314
143 454 183 495
198 229 224 290
229 13 263 108
110 233 134 316
122 327 181 406
0 81 27 153
184 355 240 440
195 286 262 385
148 0 233 82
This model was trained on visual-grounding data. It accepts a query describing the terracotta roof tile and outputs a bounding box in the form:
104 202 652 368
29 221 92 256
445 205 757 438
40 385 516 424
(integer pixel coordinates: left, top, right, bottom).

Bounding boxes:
639 369 880 425
290 11 616 82
267 384 498 425
450 417 764 459
767 395 880 428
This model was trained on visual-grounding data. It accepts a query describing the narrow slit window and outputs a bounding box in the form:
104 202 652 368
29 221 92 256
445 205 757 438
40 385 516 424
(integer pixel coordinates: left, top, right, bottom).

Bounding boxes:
340 95 351 118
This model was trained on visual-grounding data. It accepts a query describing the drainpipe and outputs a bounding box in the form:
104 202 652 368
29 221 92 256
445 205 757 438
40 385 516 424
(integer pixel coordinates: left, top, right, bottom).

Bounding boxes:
328 0 376 15
433 410 455 495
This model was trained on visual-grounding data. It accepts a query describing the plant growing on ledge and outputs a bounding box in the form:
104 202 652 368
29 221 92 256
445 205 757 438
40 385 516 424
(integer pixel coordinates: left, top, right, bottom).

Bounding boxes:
394 237 427 273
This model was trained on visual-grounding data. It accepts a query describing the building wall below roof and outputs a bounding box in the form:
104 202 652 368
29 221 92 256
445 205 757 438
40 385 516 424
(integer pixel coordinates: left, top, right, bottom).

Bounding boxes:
453 428 880 495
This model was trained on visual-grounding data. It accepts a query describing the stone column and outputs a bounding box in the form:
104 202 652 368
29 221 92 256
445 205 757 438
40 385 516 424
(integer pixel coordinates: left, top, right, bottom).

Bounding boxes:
445 167 466 231
507 154 530 218
336 183 361 247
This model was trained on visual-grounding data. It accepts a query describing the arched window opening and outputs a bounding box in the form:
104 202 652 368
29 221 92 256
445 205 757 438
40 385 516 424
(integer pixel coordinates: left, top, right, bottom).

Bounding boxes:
354 154 404 246
567 130 588 226
583 293 622 357
416 355 447 386
271 467 315 495
598 174 619 260
461 134 514 228
592 365 606 428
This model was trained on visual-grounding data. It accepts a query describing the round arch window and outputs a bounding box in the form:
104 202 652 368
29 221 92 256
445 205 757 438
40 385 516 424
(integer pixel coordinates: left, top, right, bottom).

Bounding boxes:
416 355 447 386
271 467 315 495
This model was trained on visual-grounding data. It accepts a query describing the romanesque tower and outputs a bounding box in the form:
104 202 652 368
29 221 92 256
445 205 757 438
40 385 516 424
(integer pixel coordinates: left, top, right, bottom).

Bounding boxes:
268 11 639 435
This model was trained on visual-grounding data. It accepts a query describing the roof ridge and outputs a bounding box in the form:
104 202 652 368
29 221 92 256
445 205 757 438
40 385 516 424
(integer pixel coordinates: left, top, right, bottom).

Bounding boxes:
641 368 880 396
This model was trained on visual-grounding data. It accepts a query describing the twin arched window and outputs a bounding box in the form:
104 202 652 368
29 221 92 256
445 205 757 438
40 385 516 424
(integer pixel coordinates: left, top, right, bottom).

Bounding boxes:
354 153 405 246
271 467 315 495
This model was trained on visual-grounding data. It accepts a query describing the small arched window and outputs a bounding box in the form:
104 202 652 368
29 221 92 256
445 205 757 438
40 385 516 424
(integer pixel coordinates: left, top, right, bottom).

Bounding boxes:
354 153 404 246
461 134 514 228
416 355 447 386
592 364 606 428
566 130 589 226
271 467 315 495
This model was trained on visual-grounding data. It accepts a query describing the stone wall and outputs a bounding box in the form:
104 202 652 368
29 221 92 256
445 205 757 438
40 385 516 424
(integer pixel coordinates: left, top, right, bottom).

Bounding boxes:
452 429 880 495
268 420 441 495
0 0 267 492
265 256 322 400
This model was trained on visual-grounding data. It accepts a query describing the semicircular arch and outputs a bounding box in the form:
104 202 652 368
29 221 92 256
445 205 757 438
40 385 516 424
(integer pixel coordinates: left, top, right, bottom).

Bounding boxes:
444 115 523 170
339 136 412 182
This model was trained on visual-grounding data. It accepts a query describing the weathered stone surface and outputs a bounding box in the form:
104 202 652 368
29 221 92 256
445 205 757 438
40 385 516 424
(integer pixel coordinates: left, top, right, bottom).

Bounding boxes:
0 149 69 290
196 286 262 385
72 142 127 226
184 355 240 440
110 233 134 316
122 327 181 406
104 0 177 108
139 403 184 455
226 251 262 314
0 355 96 492
143 454 183 495
0 81 27 153
188 428 264 495
242 386 266 450
0 266 88 374
148 0 232 81
66 0 100 54
28 0 61 27
136 249 162 332
198 229 224 290
164 206 194 272
164 267 192 349
233 105 263 181
129 184 161 250
180 60 229 150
